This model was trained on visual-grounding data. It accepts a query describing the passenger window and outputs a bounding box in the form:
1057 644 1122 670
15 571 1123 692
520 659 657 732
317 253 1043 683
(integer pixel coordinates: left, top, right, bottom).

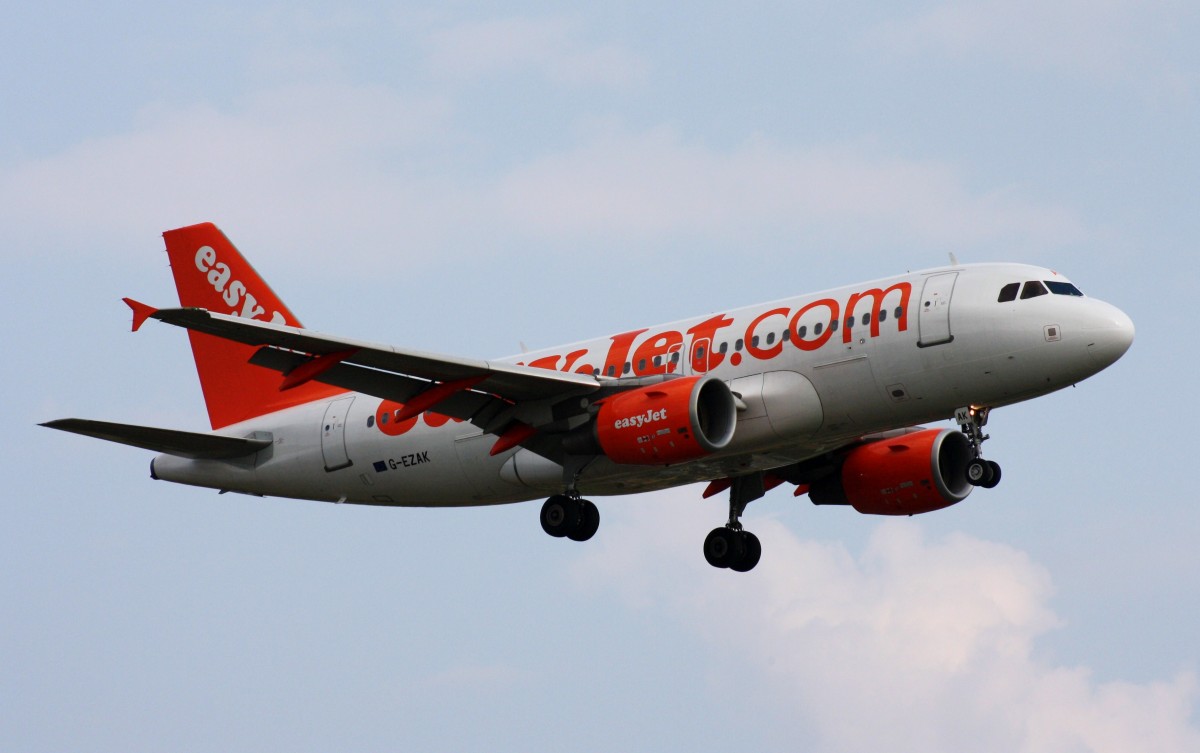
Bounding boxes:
879 309 887 323
782 328 790 341
622 362 631 374
813 322 823 335
1020 281 1049 299
367 415 375 428
998 282 1019 302
638 358 646 371
895 306 904 320
766 332 775 345
735 338 744 351
606 365 616 376
831 319 839 332
751 335 760 347
719 342 728 354
861 313 870 326
798 325 807 338
380 412 389 425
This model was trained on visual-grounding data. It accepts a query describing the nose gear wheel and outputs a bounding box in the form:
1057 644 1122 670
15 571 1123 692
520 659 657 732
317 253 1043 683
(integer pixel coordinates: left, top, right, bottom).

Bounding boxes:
956 406 1002 488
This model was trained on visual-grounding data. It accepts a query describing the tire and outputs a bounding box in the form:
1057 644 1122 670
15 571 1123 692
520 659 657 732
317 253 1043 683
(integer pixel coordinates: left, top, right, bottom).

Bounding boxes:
980 461 1002 489
540 495 578 538
567 500 600 542
703 527 738 568
730 531 761 572
966 458 993 487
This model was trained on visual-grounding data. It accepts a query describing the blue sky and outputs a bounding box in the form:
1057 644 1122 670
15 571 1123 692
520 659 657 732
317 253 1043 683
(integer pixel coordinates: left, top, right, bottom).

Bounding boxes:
3 2 1198 751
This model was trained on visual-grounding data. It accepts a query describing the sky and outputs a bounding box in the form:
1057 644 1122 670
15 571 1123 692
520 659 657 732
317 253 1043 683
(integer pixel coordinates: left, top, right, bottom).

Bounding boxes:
2 1 1199 751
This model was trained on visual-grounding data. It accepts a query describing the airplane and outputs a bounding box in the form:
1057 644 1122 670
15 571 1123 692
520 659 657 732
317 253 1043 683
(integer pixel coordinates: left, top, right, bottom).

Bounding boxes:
42 223 1135 572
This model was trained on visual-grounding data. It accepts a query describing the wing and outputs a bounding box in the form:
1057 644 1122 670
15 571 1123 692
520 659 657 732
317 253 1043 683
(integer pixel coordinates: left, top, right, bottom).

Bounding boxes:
131 303 607 455
41 418 272 460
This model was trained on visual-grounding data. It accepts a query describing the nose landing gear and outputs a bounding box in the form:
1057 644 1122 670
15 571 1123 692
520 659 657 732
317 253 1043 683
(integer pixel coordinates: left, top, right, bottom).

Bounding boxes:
956 406 1002 489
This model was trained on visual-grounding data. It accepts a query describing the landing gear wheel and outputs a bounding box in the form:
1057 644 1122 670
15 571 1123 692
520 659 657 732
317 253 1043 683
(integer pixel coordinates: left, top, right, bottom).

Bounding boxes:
966 458 994 487
704 528 761 571
956 406 1003 490
704 527 738 568
729 531 761 572
567 500 600 542
980 460 1002 489
540 494 577 538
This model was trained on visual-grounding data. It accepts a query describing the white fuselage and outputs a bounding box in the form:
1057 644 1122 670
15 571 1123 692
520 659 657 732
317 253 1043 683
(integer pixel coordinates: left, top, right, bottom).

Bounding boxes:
151 263 1134 506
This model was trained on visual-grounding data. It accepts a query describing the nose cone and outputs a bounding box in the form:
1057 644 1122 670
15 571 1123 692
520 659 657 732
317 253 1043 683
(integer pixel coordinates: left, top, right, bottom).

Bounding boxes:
1085 301 1135 370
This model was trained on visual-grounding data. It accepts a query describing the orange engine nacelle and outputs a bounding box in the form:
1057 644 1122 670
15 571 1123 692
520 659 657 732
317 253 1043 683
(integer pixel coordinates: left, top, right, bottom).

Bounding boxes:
810 428 974 515
592 376 737 465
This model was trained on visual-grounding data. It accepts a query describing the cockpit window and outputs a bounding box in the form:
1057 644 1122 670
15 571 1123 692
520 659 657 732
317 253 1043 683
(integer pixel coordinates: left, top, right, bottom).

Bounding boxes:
1020 281 1049 299
997 282 1019 302
1046 281 1084 297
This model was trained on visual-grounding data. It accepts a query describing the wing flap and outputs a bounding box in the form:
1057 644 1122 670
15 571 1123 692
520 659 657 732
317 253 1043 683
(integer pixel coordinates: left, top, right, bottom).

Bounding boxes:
41 419 272 460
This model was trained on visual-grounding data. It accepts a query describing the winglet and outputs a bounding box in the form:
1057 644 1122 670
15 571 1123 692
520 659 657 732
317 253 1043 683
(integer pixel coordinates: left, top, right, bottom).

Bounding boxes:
123 298 158 332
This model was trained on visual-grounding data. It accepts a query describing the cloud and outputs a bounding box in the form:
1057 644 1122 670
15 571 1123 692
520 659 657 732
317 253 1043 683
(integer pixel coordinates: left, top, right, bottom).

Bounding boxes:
572 490 1200 752
0 107 1083 269
425 17 648 88
496 126 1085 250
0 83 457 263
870 0 1194 91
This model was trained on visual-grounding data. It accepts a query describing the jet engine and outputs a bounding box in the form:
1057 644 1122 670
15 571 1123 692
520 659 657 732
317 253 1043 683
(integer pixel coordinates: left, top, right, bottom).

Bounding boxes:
810 428 974 515
568 375 737 465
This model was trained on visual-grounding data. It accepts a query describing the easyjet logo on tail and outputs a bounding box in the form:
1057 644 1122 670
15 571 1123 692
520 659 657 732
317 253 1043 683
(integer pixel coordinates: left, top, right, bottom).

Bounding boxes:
194 245 287 323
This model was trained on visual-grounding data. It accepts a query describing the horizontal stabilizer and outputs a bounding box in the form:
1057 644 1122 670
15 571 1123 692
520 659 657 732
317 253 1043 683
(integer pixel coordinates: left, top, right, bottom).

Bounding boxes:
40 419 272 460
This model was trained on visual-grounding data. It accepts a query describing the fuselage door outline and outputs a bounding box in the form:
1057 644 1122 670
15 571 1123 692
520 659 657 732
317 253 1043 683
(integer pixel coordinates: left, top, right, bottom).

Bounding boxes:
917 272 958 348
321 396 356 472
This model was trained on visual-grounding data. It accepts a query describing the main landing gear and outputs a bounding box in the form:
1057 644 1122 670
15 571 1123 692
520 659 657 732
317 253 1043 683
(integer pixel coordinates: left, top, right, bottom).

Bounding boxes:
956 406 1002 489
703 474 764 572
540 494 600 542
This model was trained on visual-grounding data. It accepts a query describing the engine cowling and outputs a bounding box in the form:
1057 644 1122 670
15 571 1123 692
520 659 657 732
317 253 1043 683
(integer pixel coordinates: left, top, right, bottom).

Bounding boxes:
592 376 737 465
810 428 974 515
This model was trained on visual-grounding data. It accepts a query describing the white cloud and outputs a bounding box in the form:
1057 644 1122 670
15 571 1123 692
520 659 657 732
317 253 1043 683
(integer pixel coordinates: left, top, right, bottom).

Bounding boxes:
572 490 1200 753
0 84 457 263
496 126 1085 250
425 17 648 88
0 107 1083 270
871 0 1193 89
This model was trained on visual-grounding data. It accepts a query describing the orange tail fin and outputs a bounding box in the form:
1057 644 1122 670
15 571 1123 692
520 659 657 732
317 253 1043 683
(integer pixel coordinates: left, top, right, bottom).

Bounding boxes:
162 223 346 429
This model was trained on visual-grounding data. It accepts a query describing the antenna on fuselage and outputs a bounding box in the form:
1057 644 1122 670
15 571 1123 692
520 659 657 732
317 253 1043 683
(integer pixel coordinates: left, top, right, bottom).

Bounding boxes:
949 252 960 267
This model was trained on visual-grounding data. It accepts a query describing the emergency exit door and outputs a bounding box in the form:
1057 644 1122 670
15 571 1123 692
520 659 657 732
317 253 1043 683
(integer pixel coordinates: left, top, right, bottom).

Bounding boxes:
321 396 355 471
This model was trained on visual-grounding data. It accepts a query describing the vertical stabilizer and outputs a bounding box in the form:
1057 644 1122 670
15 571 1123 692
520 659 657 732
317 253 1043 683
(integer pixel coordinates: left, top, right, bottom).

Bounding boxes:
162 223 346 429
